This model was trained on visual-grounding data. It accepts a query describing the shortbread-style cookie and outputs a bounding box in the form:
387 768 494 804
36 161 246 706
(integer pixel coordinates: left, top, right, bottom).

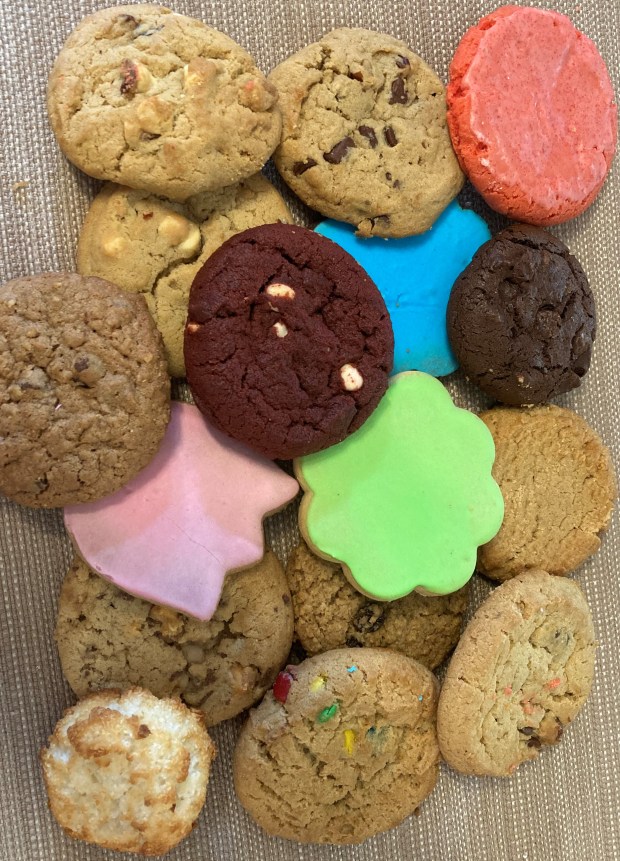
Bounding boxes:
438 571 596 777
448 225 595 405
479 406 616 581
287 541 468 669
40 688 215 855
0 273 169 508
56 552 294 726
185 223 393 460
77 175 292 377
233 648 439 844
269 27 463 237
47 5 281 200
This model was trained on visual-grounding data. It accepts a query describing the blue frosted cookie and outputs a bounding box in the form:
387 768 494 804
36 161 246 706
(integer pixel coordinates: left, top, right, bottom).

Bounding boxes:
316 202 490 376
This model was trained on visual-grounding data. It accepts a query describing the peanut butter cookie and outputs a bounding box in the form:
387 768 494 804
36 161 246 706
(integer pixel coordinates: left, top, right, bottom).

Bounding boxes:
56 552 293 726
269 28 463 237
0 273 169 508
47 5 281 200
77 175 292 376
233 648 439 843
438 571 596 777
478 406 616 581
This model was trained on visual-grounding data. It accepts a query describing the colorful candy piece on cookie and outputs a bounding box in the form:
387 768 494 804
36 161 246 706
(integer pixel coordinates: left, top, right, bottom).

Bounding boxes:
316 201 490 376
64 401 299 620
447 6 617 225
295 372 504 600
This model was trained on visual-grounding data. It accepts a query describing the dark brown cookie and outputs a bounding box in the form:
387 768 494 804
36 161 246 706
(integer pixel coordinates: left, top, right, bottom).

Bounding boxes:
0 273 169 508
184 224 393 460
447 225 595 405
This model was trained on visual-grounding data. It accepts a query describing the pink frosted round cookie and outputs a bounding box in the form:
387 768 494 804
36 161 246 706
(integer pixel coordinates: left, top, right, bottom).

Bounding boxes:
65 401 298 620
447 6 617 225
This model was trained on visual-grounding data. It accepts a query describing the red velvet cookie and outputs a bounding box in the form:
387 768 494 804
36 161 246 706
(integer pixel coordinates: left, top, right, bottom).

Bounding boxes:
184 224 393 460
447 6 617 225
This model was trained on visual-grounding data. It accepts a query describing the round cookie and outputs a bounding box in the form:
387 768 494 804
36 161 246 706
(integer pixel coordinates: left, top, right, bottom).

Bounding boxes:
47 5 281 200
269 27 463 238
233 648 440 844
447 224 595 405
447 6 617 225
56 552 294 726
40 688 215 855
316 201 491 376
77 175 293 377
287 541 468 669
184 223 394 460
478 406 616 582
0 273 169 508
438 571 596 777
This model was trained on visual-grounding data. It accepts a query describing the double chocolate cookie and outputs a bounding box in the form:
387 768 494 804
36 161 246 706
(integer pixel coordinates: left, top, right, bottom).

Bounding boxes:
184 224 393 460
447 225 595 405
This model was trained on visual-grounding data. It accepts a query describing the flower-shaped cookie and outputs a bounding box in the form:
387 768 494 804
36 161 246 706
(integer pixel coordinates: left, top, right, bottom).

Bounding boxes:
296 372 504 599
65 402 299 620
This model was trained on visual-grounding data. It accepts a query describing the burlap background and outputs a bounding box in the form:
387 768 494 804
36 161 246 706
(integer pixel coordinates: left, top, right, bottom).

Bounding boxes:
1 1 618 859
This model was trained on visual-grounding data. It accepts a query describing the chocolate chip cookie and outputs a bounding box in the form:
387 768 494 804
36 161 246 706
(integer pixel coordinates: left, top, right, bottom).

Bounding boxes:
0 273 169 508
77 175 292 377
478 405 616 581
47 5 281 200
56 551 294 726
184 223 394 460
269 28 463 237
447 225 596 405
233 648 439 843
438 571 596 777
287 541 468 669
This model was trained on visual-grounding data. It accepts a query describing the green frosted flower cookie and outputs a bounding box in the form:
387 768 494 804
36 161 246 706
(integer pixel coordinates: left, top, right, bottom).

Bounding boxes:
295 372 504 599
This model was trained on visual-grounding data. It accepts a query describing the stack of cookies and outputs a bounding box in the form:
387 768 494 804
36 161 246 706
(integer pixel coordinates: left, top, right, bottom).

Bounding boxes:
0 2 617 856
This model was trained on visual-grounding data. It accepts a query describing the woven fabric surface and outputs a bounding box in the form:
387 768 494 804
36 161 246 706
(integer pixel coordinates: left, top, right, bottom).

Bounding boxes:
0 1 618 859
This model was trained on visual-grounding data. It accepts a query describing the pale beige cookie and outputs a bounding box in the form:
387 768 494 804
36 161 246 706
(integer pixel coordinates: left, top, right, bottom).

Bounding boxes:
0 273 169 508
77 174 292 376
269 28 463 237
47 5 281 200
287 541 468 669
478 405 616 581
233 648 439 844
437 571 596 777
56 551 293 726
40 688 215 855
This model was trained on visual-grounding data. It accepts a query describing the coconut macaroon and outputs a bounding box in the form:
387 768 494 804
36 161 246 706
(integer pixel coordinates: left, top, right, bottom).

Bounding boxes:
40 688 215 856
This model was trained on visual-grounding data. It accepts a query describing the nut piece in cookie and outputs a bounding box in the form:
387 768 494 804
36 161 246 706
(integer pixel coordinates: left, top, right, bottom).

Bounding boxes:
438 571 596 777
0 272 169 508
184 223 394 460
269 27 463 237
56 551 294 726
479 405 616 581
286 541 468 669
40 688 215 855
233 648 440 843
447 225 596 405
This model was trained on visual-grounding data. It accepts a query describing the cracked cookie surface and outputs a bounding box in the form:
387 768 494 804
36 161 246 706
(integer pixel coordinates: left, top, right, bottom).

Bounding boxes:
77 175 292 376
0 273 169 508
56 552 294 726
447 225 595 405
286 541 468 669
233 648 439 844
268 27 463 237
184 223 393 460
478 405 616 581
40 687 215 855
438 571 596 777
47 5 281 200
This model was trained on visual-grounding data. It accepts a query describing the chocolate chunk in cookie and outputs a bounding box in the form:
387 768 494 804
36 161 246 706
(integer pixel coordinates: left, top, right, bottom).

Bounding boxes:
447 225 595 405
184 223 393 460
